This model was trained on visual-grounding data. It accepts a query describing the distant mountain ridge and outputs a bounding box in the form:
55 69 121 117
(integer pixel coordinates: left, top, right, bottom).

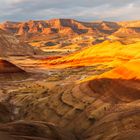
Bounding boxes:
0 19 140 37
0 19 122 37
0 19 140 42
0 19 140 53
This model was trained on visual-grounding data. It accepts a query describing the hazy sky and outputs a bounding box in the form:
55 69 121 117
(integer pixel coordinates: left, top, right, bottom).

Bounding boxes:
0 0 140 22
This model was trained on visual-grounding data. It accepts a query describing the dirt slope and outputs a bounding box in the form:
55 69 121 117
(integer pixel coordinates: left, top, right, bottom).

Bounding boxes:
0 121 76 140
0 29 42 56
0 59 25 73
0 59 28 81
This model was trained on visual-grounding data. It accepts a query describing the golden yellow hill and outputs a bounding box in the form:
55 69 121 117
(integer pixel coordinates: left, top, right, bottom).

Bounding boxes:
81 60 140 83
45 41 140 68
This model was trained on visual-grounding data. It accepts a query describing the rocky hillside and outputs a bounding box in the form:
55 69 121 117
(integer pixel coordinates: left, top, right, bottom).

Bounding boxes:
0 29 42 56
2 61 139 140
0 121 76 140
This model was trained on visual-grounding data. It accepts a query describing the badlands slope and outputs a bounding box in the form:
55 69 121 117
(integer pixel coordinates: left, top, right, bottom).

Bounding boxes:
46 40 140 68
0 60 25 73
0 59 28 81
0 29 42 56
0 39 138 139
36 40 140 139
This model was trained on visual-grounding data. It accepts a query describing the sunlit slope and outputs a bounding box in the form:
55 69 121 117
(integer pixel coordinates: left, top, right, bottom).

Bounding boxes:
102 60 140 79
46 41 140 68
80 60 140 83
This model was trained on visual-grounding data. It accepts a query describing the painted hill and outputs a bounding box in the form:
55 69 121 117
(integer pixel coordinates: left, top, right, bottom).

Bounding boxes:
0 59 25 73
0 59 28 81
46 41 140 68
96 60 140 80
